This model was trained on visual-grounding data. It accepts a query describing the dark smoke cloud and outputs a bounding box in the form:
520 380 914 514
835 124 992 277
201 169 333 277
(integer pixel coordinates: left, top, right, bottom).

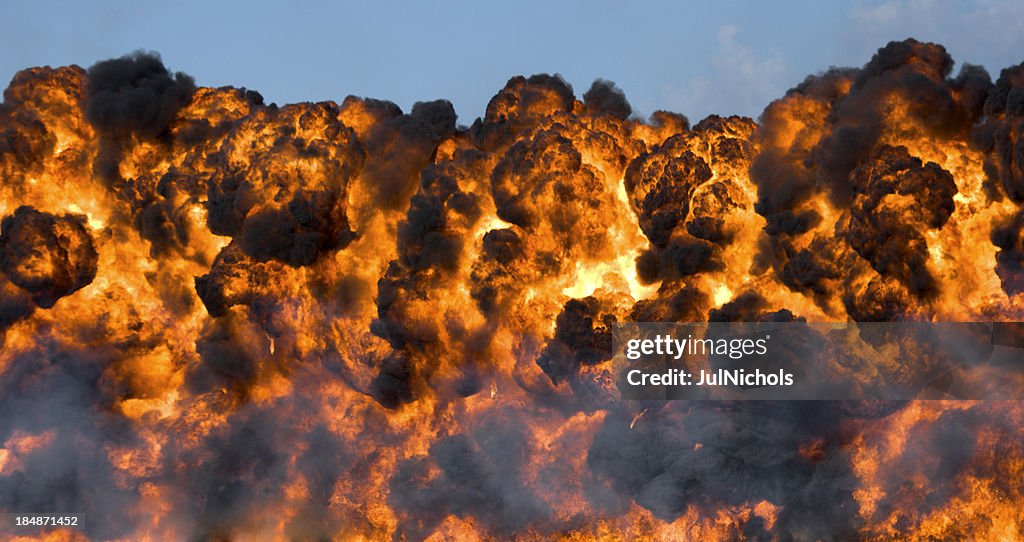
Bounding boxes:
395 151 485 273
285 423 356 539
85 51 195 141
842 275 919 322
749 39 999 318
588 402 862 539
810 39 987 205
537 296 614 384
471 74 575 150
83 52 196 185
188 313 272 399
630 282 710 322
583 79 632 120
626 116 754 283
491 127 605 233
647 110 690 133
470 107 642 345
0 105 54 175
0 206 98 308
0 275 34 337
625 141 712 247
2 41 1023 540
707 290 799 322
369 351 415 409
844 145 957 295
864 406 1020 536
236 192 344 266
974 61 1024 201
370 149 492 407
205 102 364 266
992 210 1024 295
194 243 281 318
169 404 294 539
0 291 174 540
389 413 552 539
750 68 856 237
347 97 457 211
470 227 525 316
1 67 91 200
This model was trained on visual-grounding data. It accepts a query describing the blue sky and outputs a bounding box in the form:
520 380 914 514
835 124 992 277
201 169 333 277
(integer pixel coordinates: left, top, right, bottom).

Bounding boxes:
2 0 1022 123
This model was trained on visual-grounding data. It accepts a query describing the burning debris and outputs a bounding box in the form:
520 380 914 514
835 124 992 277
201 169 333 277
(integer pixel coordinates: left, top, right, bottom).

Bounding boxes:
0 42 1022 540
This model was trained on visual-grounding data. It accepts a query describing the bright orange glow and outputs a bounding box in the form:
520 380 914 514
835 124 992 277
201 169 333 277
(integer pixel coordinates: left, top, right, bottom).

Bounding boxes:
0 41 1022 540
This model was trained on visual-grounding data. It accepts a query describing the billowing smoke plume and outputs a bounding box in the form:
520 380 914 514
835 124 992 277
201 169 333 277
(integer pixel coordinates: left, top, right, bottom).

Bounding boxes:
0 206 97 308
0 40 1022 540
85 51 196 142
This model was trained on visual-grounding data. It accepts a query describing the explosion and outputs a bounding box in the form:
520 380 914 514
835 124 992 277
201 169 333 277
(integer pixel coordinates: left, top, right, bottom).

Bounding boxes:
0 41 1022 540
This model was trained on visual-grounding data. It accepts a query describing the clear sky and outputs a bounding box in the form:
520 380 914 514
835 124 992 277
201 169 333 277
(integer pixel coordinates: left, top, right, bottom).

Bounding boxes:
2 0 1022 124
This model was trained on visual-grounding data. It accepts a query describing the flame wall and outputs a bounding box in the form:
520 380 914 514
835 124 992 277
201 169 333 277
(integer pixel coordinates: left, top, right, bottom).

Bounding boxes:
0 40 1023 540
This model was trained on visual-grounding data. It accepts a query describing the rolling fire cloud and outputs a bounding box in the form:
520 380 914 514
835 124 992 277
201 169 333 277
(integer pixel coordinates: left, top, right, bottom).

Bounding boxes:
0 39 1022 540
